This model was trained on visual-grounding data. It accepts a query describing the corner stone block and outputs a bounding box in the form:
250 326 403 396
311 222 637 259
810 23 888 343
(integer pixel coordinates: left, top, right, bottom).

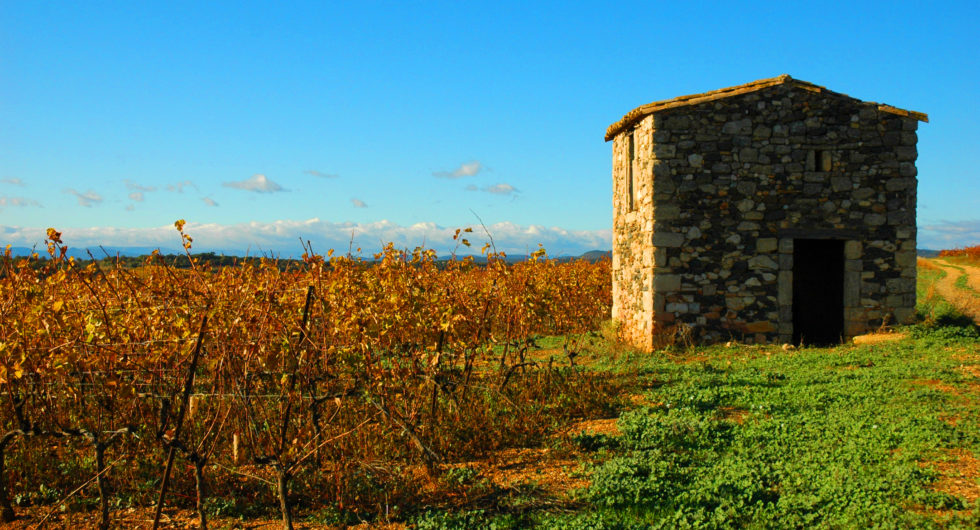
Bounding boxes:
654 274 682 293
844 307 862 322
652 232 685 248
864 214 887 226
746 321 775 333
844 320 866 337
895 251 916 268
778 271 792 305
886 277 914 293
756 238 778 253
654 144 677 158
844 241 862 260
843 271 860 306
894 307 916 324
653 204 681 221
748 255 778 270
885 295 904 308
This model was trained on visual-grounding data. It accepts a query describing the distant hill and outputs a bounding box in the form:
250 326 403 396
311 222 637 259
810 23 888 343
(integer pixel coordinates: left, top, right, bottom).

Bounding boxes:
5 245 181 258
917 249 941 258
579 250 613 262
5 246 35 256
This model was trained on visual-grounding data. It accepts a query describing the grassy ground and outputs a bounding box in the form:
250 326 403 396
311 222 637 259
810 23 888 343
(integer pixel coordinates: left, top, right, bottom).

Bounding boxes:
416 262 980 529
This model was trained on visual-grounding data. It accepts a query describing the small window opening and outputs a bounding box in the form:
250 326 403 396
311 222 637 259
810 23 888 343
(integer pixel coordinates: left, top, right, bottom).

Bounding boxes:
627 132 635 211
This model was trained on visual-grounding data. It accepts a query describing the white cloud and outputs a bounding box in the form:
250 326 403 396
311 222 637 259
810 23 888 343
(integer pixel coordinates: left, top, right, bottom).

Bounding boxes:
202 197 218 207
0 219 612 257
351 198 368 208
223 174 285 193
166 180 198 193
920 220 980 250
0 196 40 209
433 161 483 179
1 178 24 186
64 189 103 207
124 179 157 192
129 191 145 202
483 183 518 196
125 204 135 212
465 182 519 196
304 169 339 178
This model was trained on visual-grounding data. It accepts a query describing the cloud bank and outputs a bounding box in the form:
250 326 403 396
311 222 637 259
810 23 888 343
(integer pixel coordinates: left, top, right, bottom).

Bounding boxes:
1 178 24 186
920 219 980 250
0 219 611 257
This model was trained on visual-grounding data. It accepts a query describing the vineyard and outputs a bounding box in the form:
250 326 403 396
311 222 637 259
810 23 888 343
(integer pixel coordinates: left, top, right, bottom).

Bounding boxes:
0 224 616 529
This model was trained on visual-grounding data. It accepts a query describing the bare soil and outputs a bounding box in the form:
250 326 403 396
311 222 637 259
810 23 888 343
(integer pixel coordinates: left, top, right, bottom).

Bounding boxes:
927 259 980 324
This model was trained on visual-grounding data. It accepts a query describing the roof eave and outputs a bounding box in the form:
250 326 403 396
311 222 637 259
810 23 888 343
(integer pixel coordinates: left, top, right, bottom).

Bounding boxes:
604 76 928 142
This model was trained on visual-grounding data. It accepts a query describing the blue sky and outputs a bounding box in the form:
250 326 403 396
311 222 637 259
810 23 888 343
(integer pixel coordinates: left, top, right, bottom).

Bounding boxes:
1 1 978 255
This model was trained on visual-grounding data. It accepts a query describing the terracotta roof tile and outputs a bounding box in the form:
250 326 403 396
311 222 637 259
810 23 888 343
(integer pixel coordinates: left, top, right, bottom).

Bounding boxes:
605 75 927 141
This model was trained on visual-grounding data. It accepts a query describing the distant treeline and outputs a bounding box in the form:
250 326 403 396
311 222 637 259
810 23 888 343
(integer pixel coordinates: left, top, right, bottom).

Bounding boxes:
939 244 980 262
7 249 612 271
4 251 305 271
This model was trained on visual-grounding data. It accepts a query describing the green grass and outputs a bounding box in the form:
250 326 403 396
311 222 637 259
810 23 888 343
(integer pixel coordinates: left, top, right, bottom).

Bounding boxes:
575 337 980 527
415 272 980 529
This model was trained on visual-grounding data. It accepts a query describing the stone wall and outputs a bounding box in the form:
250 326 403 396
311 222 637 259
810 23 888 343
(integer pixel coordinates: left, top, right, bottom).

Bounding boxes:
611 115 655 350
612 83 919 348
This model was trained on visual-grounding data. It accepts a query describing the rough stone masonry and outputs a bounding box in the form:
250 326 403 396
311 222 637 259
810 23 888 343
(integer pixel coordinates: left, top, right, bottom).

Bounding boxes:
607 75 927 350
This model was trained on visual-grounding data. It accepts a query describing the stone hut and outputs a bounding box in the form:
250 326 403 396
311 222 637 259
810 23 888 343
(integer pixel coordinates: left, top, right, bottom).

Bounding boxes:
607 75 927 349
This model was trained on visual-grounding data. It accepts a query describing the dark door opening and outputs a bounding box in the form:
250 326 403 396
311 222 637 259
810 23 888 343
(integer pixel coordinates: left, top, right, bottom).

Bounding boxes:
792 239 845 345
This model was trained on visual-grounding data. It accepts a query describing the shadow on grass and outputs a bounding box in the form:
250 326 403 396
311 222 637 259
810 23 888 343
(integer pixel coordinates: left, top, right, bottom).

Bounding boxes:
933 313 979 330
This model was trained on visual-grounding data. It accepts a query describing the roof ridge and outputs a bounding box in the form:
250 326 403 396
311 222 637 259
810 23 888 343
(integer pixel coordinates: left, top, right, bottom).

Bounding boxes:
605 76 926 141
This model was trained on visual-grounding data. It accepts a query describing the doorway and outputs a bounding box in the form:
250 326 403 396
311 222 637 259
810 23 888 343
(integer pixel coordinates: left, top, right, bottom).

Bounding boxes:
792 239 845 345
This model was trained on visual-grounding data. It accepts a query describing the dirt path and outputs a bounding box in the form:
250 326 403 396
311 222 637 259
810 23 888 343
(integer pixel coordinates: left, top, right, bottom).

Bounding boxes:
946 260 980 292
926 259 980 324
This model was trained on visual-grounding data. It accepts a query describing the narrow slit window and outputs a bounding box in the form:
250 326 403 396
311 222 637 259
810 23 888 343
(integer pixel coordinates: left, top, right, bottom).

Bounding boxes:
627 132 635 211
